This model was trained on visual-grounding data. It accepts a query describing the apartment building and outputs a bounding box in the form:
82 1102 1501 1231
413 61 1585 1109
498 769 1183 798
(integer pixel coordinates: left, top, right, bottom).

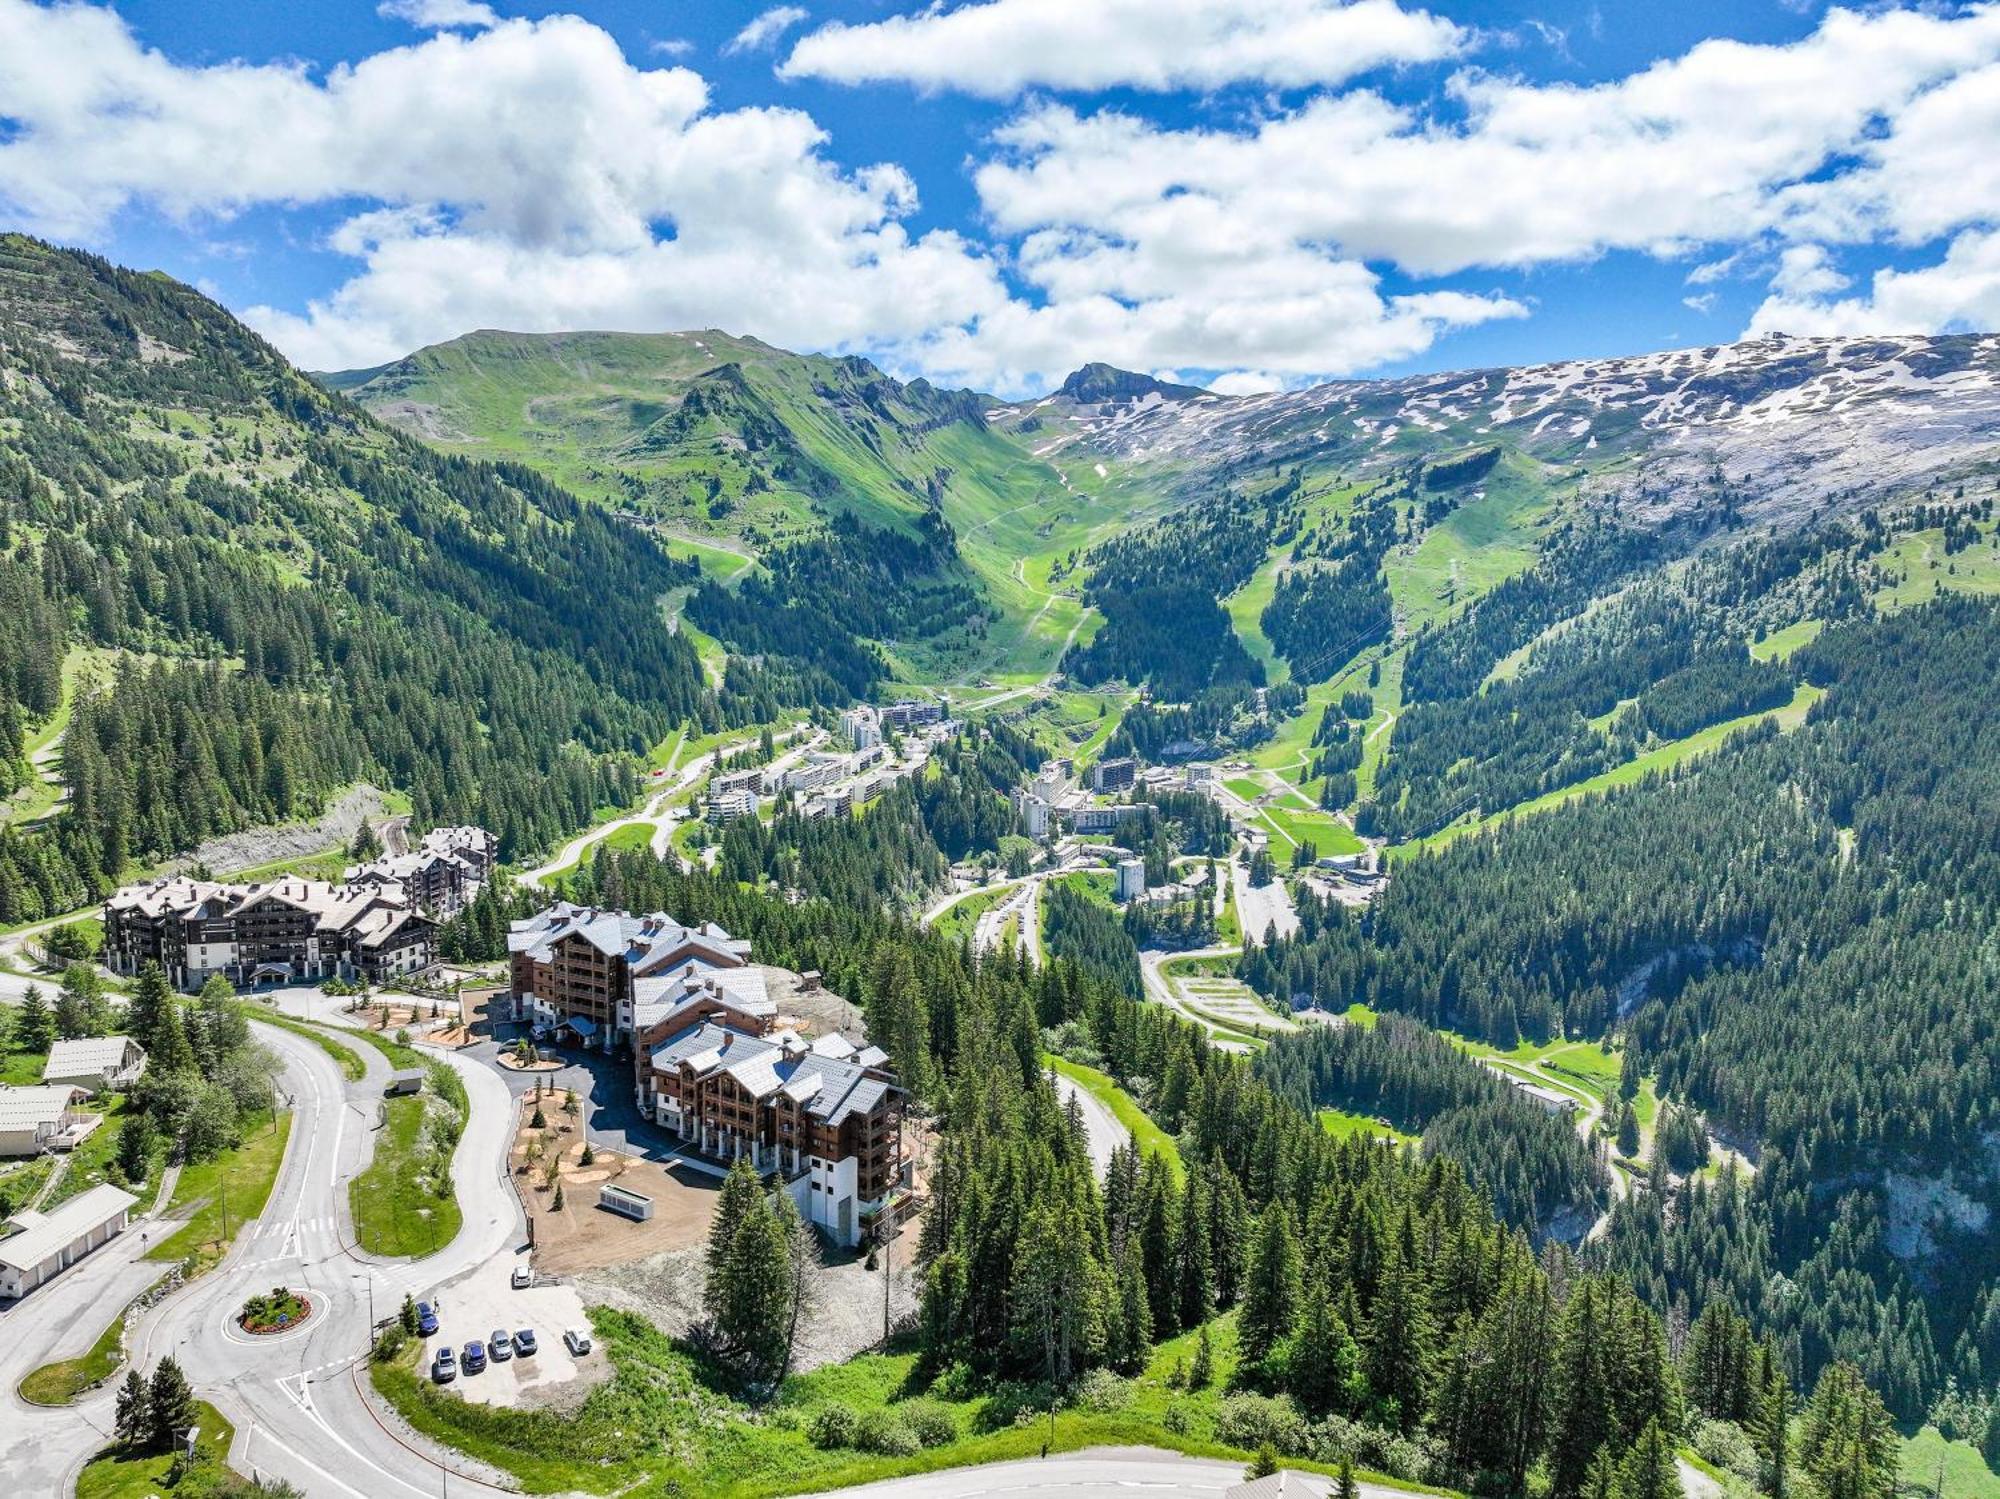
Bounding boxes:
506 902 754 1047
343 825 496 918
104 875 438 991
1090 757 1138 794
879 697 947 731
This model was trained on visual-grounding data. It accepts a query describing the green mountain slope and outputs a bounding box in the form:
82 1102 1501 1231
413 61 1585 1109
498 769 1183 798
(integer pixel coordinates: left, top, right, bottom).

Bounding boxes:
324 332 1163 684
0 235 747 915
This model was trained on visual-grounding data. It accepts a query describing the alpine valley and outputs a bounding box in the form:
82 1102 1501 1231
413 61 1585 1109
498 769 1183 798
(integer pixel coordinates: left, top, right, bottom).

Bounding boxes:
5 230 2000 1499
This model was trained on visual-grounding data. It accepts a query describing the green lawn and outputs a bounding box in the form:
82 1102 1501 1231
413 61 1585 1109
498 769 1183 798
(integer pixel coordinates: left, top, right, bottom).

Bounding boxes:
1319 1106 1417 1146
1902 1425 2000 1499
243 1007 368 1081
76 1400 239 1499
46 1091 160 1209
350 1088 464 1258
931 885 1008 946
18 1281 154 1405
148 1110 292 1270
1047 1054 1184 1182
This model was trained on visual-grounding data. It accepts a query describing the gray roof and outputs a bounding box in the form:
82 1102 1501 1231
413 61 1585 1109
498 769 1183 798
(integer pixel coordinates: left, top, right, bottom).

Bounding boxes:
0 1183 138 1271
648 1021 895 1122
508 902 750 969
43 1037 142 1079
0 1085 85 1132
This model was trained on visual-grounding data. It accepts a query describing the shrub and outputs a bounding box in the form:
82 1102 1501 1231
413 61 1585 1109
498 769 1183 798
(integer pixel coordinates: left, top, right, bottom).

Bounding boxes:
1214 1393 1305 1455
854 1409 921 1457
898 1399 958 1449
808 1404 857 1450
1694 1419 1760 1479
1162 1400 1195 1436
1071 1368 1130 1413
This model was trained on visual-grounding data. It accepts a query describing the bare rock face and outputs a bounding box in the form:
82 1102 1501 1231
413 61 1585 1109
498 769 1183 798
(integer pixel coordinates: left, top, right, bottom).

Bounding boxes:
997 333 2000 534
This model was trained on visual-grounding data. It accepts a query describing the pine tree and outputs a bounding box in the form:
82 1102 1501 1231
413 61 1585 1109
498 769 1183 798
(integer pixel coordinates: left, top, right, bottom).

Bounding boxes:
1616 1100 1641 1157
1239 1203 1302 1373
1800 1362 1897 1499
1110 1235 1153 1374
1618 1043 1641 1100
707 1157 763 1290
1754 1342 1794 1499
15 984 53 1053
400 1294 419 1335
1337 1453 1359 1499
1619 1421 1679 1499
146 1356 196 1452
115 1113 156 1185
149 994 197 1077
55 964 103 1040
1190 1323 1215 1390
126 963 172 1056
114 1368 150 1449
1283 1280 1362 1416
716 1191 792 1379
1246 1444 1280 1480
1364 1216 1435 1432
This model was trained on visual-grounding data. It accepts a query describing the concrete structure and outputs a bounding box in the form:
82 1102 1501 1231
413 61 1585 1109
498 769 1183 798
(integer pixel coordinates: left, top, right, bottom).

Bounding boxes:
41 1036 145 1093
507 901 753 1048
598 1183 653 1222
1071 803 1144 835
0 1085 92 1158
705 786 759 824
878 698 946 732
1115 858 1147 902
0 1183 140 1298
839 705 882 750
1091 757 1137 794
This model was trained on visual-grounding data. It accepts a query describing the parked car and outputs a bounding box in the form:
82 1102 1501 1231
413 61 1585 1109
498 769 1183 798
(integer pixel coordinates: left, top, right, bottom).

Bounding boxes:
463 1339 486 1374
489 1328 513 1361
513 1327 538 1357
431 1346 456 1383
562 1326 592 1356
510 1263 533 1289
416 1301 438 1337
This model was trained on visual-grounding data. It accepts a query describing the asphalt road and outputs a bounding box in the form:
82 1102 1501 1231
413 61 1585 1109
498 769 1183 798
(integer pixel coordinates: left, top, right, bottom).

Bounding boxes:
808 1449 1412 1499
2 1010 526 1498
1048 1070 1128 1179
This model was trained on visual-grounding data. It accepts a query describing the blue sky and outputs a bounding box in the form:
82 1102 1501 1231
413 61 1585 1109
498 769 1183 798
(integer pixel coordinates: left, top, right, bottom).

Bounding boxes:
2 0 1997 394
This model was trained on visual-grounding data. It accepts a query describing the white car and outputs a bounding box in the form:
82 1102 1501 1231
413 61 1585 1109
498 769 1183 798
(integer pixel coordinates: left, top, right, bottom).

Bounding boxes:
510 1263 532 1289
562 1326 592 1356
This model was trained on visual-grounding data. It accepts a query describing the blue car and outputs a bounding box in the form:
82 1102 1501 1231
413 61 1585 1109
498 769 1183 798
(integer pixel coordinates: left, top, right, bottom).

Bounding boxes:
416 1302 438 1336
462 1339 486 1374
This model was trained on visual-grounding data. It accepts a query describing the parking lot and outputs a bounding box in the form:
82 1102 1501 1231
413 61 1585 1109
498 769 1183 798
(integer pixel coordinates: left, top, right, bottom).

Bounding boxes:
420 1251 602 1408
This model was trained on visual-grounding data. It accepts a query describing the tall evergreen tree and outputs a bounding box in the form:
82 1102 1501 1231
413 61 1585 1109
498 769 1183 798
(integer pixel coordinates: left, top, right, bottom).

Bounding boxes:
1239 1203 1303 1373
146 1357 196 1452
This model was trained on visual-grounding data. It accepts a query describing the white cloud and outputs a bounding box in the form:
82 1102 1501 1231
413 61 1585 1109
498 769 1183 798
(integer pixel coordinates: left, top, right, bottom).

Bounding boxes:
727 6 808 56
1 0 1995 395
1749 230 2000 337
781 0 1464 96
378 0 497 29
1682 292 1718 316
975 6 2000 281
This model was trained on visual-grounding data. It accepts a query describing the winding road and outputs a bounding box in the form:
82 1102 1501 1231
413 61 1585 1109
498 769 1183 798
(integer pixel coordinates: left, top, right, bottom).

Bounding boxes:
1 1007 525 1498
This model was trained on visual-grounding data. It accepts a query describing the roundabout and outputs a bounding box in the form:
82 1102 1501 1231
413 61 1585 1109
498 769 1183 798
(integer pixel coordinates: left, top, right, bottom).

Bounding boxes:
235 1287 313 1339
